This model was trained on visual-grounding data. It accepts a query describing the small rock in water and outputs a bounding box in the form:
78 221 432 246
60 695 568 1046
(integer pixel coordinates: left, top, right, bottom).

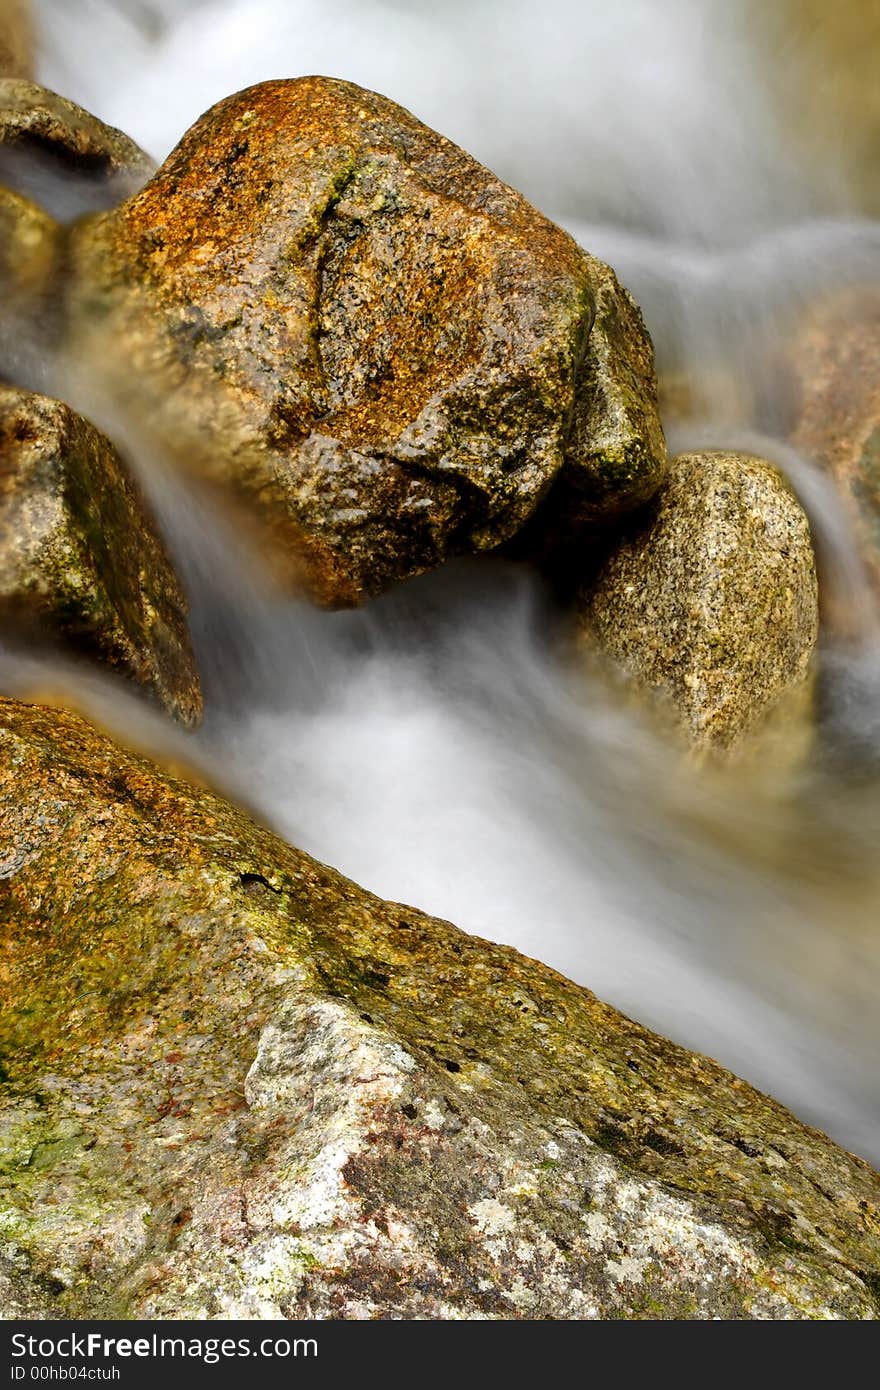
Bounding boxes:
65 76 665 605
0 386 202 725
579 451 819 750
0 698 877 1319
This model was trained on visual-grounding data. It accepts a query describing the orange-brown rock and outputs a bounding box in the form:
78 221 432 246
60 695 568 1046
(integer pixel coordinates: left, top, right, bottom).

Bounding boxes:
66 77 665 606
0 386 201 725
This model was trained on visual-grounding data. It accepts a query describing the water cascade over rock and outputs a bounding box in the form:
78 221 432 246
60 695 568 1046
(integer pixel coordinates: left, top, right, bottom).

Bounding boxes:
2 2 880 1322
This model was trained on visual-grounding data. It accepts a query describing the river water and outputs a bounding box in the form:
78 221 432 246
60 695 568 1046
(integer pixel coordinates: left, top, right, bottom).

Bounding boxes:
10 0 880 1160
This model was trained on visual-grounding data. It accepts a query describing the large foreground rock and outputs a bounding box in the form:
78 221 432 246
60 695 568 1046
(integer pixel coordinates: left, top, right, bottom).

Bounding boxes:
579 452 819 750
0 387 201 725
1 698 877 1319
66 77 665 605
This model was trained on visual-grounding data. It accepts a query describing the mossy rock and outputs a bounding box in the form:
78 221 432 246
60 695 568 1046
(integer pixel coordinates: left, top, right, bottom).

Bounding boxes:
0 78 154 216
0 386 201 725
0 698 877 1319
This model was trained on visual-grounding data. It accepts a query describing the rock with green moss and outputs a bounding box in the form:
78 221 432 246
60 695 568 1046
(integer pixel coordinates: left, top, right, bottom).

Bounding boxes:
579 451 819 751
0 78 154 217
0 387 202 725
1 697 877 1319
65 76 665 605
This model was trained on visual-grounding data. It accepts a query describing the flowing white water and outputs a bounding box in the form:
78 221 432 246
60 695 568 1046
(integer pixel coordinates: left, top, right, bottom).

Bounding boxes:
10 0 880 1158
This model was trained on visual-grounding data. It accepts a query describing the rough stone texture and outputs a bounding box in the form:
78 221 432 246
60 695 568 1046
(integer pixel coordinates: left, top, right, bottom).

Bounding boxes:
786 289 880 602
0 387 201 725
0 78 155 215
527 252 666 548
66 76 665 605
657 367 755 432
0 1 30 80
579 452 819 750
1 698 878 1320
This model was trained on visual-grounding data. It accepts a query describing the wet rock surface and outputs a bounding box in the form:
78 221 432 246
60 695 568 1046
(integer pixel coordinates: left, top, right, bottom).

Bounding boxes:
0 386 201 725
66 76 665 605
0 698 877 1320
579 451 819 750
755 0 880 219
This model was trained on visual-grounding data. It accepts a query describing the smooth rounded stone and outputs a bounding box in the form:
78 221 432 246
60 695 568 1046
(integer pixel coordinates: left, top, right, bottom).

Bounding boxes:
0 387 202 725
785 289 880 606
66 76 665 606
1 698 878 1320
0 78 155 217
0 1 31 79
579 451 819 751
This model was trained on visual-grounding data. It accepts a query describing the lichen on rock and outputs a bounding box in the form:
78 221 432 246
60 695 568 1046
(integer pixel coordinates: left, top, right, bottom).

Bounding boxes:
0 698 877 1319
579 450 819 750
0 386 202 725
65 76 665 605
